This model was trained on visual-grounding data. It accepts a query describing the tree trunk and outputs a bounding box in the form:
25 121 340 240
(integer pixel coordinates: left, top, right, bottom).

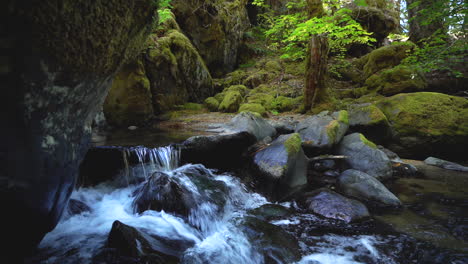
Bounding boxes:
406 0 446 43
304 34 329 111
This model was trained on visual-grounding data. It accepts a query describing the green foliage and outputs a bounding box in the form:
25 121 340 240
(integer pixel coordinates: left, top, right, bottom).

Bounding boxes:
158 0 172 24
260 5 375 60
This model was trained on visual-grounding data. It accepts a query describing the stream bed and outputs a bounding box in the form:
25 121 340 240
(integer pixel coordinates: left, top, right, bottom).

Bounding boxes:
27 144 468 264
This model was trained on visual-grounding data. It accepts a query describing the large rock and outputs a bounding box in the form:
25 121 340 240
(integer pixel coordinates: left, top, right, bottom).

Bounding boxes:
304 189 370 223
377 92 468 159
338 133 393 180
251 133 308 201
1 0 156 258
295 110 349 154
228 111 276 141
145 29 214 114
104 58 154 126
172 0 250 76
348 104 391 144
350 4 398 46
424 157 468 172
365 65 427 96
338 169 401 207
180 132 256 169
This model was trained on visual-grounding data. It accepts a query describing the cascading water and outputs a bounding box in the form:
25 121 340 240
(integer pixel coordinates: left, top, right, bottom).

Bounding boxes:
28 145 440 264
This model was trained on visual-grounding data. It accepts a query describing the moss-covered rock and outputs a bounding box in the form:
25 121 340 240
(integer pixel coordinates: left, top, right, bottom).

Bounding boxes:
172 0 250 76
204 97 220 111
226 84 250 96
348 103 391 143
239 103 267 116
145 29 214 114
219 90 243 112
104 58 153 127
377 92 468 159
365 65 427 96
350 6 398 45
247 92 275 107
269 96 296 112
358 42 416 78
243 70 275 88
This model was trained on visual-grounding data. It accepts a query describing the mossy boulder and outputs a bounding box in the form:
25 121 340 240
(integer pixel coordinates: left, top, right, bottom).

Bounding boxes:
376 92 468 159
218 90 243 112
204 97 220 111
358 42 416 78
243 70 275 88
145 29 213 114
251 133 308 201
225 84 250 96
365 65 427 96
246 92 275 107
348 103 391 143
295 110 350 154
104 58 154 127
239 103 267 116
172 0 250 76
269 96 296 112
350 6 398 45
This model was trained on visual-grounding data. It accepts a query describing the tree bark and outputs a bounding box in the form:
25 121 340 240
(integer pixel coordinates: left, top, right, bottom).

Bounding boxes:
307 0 325 18
406 0 447 43
304 34 329 111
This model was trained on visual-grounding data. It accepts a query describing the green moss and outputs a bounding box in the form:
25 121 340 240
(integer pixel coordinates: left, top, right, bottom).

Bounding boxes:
263 59 282 72
336 110 349 125
214 92 226 103
247 93 275 107
365 65 427 96
377 92 468 137
238 103 267 116
363 42 416 78
218 90 243 113
284 133 302 155
360 134 378 149
269 96 296 112
181 102 204 111
204 97 220 111
326 120 340 143
225 85 250 97
243 70 274 88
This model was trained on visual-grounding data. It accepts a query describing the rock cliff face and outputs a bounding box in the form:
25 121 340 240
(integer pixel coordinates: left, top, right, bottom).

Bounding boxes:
0 0 156 259
172 0 250 76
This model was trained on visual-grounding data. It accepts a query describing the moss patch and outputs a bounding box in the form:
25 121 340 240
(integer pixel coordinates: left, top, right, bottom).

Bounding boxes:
359 134 377 149
204 97 220 111
336 110 349 125
326 120 340 143
362 42 416 78
365 65 427 96
239 103 267 116
218 90 243 113
284 133 302 155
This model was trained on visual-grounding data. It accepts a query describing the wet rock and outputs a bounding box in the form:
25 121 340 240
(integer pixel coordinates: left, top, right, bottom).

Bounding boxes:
377 92 468 159
103 58 154 127
1 0 156 256
249 204 292 221
104 220 179 263
132 171 196 217
269 120 296 135
424 157 468 172
338 169 401 207
311 159 337 172
338 133 393 180
180 131 256 170
304 189 370 223
66 199 91 216
251 133 308 201
295 111 349 154
348 104 391 144
228 111 277 141
240 216 301 263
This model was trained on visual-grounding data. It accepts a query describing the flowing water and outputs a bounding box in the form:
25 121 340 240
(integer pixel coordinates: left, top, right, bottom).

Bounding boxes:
29 146 467 264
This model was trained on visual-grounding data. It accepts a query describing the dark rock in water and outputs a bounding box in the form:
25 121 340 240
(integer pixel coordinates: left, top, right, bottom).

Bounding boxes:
424 157 468 172
249 204 292 221
348 104 391 144
338 133 393 180
228 111 277 141
250 133 308 201
311 159 337 172
240 216 301 264
132 171 196 217
102 220 179 264
1 0 156 258
338 169 401 207
66 199 91 216
180 131 256 170
269 120 295 135
304 189 370 223
295 111 349 155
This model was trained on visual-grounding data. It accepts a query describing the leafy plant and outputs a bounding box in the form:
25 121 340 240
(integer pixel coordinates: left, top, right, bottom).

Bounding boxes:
157 0 173 24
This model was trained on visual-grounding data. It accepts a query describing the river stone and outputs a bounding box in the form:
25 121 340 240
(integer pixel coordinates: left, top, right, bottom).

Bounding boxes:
180 131 256 170
105 220 179 263
348 104 391 144
338 133 393 180
424 157 468 172
338 169 401 207
251 133 307 201
295 110 349 154
228 111 276 141
305 189 370 223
